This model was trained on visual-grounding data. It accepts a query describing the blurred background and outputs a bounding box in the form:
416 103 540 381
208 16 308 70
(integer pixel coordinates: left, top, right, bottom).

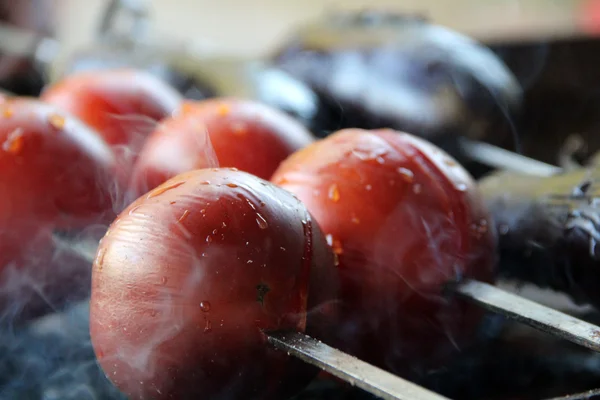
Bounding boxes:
57 0 594 57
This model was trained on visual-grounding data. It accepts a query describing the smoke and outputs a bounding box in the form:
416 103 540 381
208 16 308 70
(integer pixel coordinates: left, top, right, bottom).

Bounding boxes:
102 112 162 212
0 103 173 398
0 299 126 400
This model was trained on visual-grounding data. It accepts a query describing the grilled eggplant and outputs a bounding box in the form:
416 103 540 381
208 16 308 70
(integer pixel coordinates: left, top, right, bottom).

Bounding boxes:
480 166 600 308
271 11 522 144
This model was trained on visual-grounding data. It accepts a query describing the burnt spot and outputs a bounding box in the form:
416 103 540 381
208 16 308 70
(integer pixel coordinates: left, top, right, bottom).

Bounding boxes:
256 283 270 306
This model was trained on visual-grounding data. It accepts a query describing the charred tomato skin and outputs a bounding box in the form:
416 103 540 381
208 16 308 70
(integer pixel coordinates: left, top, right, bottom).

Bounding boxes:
0 97 119 321
90 168 338 400
271 128 496 372
131 98 315 197
41 68 182 150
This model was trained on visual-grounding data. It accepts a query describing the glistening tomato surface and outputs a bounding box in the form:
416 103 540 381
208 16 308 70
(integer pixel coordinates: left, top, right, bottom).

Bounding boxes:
131 98 315 196
272 128 496 372
0 98 119 321
41 68 182 152
90 168 337 400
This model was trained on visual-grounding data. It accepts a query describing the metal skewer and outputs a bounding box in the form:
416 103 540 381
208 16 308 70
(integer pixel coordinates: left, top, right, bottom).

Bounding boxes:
61 237 600 399
546 388 600 400
454 280 600 352
458 137 562 176
268 331 449 400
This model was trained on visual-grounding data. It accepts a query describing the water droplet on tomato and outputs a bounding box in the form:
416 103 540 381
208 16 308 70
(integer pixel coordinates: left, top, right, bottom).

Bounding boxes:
147 181 185 199
217 104 230 116
325 234 333 246
455 183 468 192
325 234 343 254
128 206 141 215
231 122 247 135
413 184 422 194
96 249 106 270
256 213 268 229
161 277 168 285
178 210 190 223
397 167 414 183
365 184 372 191
212 228 218 235
201 180 210 185
200 301 211 312
2 128 24 154
48 114 66 129
204 320 213 333
206 235 213 244
328 184 340 202
239 195 257 211
226 183 238 188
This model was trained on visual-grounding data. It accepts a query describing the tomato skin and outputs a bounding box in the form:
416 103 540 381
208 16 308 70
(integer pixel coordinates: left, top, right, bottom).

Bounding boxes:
271 128 496 371
131 98 315 197
41 68 182 151
0 97 119 228
0 98 119 321
90 168 337 400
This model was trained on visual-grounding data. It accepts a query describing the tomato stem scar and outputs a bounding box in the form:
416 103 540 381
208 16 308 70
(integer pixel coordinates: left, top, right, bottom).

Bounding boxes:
256 283 270 306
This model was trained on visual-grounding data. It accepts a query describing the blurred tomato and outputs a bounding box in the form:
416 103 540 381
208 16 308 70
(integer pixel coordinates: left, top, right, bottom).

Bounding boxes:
41 68 182 158
131 98 314 196
0 97 119 321
0 97 119 227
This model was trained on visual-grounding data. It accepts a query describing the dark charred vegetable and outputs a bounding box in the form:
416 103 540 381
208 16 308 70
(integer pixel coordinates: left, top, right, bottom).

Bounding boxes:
480 166 600 308
271 11 522 146
131 98 315 196
91 168 338 400
271 128 496 373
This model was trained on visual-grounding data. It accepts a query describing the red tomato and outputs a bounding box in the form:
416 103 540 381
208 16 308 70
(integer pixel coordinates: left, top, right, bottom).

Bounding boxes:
0 98 119 321
131 98 314 196
41 68 182 156
271 128 496 371
0 97 119 228
90 168 338 400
